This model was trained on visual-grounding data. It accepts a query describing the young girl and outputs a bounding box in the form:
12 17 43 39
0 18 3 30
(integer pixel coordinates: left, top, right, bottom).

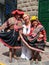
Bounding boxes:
30 16 47 63
0 9 24 62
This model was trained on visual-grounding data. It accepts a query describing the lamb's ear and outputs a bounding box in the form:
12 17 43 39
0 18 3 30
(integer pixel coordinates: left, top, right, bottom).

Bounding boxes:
20 33 44 53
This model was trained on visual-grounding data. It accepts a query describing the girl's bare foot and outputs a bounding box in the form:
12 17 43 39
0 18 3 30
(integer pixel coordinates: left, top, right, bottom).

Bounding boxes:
35 59 38 64
14 55 20 60
9 59 12 63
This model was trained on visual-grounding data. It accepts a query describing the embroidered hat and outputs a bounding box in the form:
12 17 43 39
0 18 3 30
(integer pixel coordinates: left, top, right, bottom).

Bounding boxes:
30 16 38 21
11 9 24 15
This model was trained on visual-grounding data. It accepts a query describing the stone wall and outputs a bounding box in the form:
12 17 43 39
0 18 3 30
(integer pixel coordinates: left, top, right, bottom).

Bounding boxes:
17 0 38 16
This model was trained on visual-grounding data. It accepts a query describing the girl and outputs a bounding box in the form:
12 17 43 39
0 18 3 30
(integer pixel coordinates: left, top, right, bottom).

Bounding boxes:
30 16 47 63
0 9 24 62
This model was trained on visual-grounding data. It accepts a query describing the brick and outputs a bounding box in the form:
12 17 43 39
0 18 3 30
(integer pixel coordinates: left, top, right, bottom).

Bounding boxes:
21 3 28 8
27 0 31 2
35 9 38 11
31 6 38 11
17 1 20 4
30 2 38 6
22 7 27 12
28 11 38 16
17 1 21 4
24 3 30 7
17 4 22 8
18 3 30 8
23 0 28 3
26 7 32 11
21 3 25 7
29 2 34 6
36 0 38 1
17 0 23 4
19 0 23 2
31 0 36 2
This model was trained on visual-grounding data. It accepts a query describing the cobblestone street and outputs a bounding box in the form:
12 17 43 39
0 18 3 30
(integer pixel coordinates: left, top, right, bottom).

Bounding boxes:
0 42 49 65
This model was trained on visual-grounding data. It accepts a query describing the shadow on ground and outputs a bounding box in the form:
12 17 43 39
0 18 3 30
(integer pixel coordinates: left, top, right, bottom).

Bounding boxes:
2 49 21 57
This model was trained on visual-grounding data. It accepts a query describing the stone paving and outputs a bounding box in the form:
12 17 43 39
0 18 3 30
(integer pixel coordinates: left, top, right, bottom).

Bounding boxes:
0 42 49 65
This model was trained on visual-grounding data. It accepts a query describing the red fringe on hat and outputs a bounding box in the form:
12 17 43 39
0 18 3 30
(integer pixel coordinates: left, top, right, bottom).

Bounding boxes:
11 10 24 15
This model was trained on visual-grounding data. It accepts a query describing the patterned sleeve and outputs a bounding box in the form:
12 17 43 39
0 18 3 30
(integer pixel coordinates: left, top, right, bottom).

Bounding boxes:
1 17 15 30
42 30 47 41
1 21 8 30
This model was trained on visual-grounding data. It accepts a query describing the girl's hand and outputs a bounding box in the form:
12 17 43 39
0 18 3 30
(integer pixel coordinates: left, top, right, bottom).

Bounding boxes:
44 41 47 44
32 33 36 37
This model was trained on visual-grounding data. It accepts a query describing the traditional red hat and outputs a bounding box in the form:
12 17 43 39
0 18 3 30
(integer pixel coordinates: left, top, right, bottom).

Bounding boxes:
11 10 24 15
